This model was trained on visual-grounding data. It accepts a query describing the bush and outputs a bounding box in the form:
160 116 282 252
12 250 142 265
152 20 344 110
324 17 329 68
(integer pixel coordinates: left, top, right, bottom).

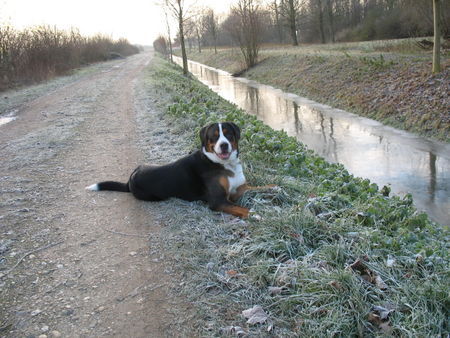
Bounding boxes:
0 25 139 91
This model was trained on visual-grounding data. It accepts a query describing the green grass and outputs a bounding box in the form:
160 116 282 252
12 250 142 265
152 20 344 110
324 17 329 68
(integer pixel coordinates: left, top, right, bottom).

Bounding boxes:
143 55 449 336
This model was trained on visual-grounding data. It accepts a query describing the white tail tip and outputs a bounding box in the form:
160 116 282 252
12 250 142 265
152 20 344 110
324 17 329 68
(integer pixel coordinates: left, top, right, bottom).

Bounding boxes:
86 183 99 191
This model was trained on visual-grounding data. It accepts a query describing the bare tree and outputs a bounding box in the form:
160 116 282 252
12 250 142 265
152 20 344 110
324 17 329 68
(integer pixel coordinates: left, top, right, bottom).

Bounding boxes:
432 0 441 73
280 0 300 46
183 18 195 51
153 36 168 56
326 0 335 43
269 0 284 43
317 0 326 43
228 0 263 69
202 9 219 53
185 15 203 53
165 0 190 75
194 18 203 53
163 8 174 62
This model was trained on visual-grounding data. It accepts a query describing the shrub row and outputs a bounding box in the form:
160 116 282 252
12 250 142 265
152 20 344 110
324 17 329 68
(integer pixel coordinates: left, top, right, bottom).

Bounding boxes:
0 25 140 91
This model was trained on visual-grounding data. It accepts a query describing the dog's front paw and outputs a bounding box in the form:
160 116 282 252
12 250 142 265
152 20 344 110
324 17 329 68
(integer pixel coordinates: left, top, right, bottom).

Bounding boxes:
267 184 282 192
249 209 262 221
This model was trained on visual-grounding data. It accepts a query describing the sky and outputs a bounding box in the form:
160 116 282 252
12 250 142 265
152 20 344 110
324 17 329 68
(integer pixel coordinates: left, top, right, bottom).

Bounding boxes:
0 0 234 45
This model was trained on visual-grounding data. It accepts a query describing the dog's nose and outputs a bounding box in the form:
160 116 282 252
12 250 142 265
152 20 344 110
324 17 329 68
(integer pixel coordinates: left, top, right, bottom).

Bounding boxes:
220 143 229 152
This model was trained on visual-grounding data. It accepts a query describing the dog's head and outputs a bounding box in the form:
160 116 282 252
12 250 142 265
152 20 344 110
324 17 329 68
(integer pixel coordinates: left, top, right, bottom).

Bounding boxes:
200 122 241 164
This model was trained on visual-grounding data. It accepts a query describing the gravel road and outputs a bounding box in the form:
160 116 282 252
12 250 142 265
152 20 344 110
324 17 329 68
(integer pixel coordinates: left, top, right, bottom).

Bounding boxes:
0 52 189 337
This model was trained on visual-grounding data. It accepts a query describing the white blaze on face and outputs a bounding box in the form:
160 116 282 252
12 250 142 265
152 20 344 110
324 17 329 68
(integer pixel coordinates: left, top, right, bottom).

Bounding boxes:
214 123 231 157
202 122 239 165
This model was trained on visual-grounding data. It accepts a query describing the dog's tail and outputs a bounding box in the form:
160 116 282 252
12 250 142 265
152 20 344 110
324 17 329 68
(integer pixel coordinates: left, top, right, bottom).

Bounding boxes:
85 181 130 192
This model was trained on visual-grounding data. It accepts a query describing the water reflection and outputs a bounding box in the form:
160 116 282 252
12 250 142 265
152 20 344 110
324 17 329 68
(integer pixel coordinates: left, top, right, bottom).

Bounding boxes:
176 57 450 226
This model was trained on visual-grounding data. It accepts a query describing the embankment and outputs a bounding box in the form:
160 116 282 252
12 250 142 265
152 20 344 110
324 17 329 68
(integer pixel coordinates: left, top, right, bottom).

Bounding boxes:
178 47 449 142
146 55 449 336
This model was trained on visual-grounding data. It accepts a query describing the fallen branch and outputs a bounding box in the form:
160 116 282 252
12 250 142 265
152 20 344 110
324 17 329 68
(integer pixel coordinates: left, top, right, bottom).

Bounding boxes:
0 241 64 278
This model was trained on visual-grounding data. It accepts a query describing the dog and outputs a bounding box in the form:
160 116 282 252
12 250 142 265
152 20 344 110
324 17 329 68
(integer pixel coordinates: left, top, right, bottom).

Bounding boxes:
86 122 272 218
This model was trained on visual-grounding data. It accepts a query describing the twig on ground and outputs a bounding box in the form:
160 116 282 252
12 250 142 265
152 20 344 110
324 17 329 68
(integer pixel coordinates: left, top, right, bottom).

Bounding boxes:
0 241 64 278
104 229 148 238
116 283 166 302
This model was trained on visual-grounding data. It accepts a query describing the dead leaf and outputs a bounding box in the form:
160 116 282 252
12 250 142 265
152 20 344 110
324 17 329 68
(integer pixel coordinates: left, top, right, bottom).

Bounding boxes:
372 305 394 320
367 312 381 325
368 305 395 333
328 280 343 290
226 270 238 276
379 321 393 334
289 233 304 243
348 258 368 274
375 275 388 290
220 326 246 336
348 258 387 290
268 286 283 295
242 305 268 325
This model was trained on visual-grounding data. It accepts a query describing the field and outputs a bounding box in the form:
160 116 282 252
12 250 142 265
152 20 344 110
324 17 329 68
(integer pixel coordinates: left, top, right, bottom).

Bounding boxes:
143 55 449 336
175 39 450 142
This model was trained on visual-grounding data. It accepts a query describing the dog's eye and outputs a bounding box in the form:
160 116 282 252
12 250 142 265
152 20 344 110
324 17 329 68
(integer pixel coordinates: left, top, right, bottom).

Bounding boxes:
223 130 234 139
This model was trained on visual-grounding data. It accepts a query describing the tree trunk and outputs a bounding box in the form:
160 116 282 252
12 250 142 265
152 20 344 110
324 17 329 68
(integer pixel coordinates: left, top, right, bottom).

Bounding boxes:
196 27 201 53
318 0 326 43
274 0 283 43
288 0 298 46
432 0 441 74
327 0 335 43
165 11 173 62
178 2 188 75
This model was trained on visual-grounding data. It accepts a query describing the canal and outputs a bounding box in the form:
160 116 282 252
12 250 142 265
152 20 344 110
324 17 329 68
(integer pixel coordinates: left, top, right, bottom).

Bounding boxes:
175 57 450 226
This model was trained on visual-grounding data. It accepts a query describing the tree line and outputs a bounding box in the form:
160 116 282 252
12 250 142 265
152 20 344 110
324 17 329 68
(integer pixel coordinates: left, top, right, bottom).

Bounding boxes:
155 0 448 73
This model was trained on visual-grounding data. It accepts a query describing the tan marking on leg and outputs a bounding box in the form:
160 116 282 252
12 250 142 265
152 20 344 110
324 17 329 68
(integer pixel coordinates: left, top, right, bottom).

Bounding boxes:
230 184 277 202
230 184 250 202
219 204 249 218
218 176 230 195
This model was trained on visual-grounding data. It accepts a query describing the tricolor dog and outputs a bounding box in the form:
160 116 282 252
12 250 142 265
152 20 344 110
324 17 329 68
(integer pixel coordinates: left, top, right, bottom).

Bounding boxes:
86 122 271 218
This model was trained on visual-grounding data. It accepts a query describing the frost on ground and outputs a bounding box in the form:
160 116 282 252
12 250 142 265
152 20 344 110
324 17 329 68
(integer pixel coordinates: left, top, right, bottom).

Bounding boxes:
0 52 197 337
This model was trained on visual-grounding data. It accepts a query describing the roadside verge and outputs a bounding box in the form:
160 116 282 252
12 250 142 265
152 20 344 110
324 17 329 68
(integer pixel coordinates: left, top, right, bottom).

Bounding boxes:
142 56 449 336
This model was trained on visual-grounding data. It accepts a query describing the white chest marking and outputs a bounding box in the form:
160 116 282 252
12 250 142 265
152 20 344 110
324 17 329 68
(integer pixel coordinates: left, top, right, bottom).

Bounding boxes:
225 162 246 194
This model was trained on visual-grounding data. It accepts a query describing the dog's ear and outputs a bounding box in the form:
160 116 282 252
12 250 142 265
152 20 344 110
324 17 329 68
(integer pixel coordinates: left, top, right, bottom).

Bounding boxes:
199 124 209 147
227 122 241 141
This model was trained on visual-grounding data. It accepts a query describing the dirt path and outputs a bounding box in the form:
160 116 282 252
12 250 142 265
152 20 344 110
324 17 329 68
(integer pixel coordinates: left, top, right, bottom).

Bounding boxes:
0 52 187 337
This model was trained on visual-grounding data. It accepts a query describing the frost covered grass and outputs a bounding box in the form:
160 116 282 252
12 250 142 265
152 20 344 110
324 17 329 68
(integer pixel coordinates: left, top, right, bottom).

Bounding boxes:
143 56 449 336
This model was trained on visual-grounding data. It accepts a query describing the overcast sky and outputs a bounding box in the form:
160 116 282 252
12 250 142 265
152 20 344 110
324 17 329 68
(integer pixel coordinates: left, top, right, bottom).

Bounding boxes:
1 0 234 45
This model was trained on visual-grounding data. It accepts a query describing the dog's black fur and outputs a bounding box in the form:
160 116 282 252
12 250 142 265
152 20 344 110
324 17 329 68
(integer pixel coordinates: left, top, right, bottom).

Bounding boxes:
87 122 251 218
